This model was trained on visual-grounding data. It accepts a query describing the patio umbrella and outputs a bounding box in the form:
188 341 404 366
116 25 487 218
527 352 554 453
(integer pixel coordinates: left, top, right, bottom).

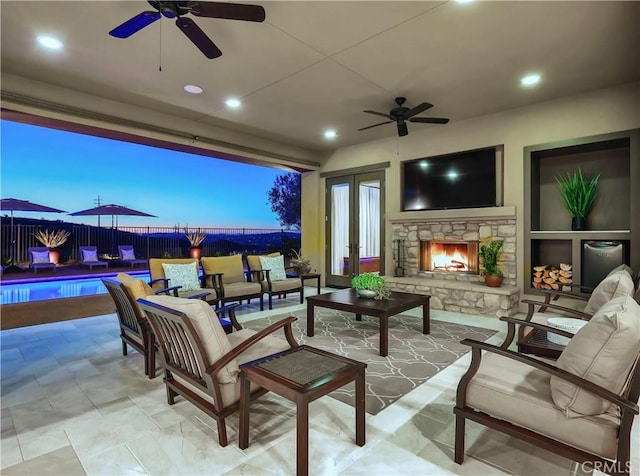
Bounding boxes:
69 203 156 255
0 198 67 272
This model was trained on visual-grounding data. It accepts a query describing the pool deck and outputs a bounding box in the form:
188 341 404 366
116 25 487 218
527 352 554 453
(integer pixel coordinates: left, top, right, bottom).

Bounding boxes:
0 261 149 284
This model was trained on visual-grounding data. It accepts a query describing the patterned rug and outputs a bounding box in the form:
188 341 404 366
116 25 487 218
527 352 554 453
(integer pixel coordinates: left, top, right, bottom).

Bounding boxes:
243 308 496 415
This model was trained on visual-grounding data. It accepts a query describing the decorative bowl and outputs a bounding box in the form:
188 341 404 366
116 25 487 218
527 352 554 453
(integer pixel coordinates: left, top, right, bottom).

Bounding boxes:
547 317 587 346
355 289 377 298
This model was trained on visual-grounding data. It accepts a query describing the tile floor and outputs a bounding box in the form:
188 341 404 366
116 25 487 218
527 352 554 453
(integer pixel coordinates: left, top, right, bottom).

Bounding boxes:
1 286 638 475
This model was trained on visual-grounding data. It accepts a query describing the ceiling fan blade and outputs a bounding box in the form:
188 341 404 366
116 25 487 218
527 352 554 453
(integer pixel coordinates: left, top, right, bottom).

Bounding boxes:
191 1 266 22
397 121 408 137
409 117 450 124
363 110 392 119
109 11 161 38
357 120 394 131
405 102 433 119
175 17 222 58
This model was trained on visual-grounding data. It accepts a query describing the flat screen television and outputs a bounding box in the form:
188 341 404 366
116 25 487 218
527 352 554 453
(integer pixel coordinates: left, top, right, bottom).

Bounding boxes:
402 147 502 211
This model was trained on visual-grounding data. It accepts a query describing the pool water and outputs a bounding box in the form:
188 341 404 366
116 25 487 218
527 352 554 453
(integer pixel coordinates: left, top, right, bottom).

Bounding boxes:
0 273 151 305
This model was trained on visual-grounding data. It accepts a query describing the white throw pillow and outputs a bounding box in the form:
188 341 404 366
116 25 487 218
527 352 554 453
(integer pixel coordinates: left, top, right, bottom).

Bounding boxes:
162 262 201 291
259 255 287 281
583 271 635 314
143 295 238 383
81 249 98 262
551 295 640 417
31 250 50 263
121 248 136 260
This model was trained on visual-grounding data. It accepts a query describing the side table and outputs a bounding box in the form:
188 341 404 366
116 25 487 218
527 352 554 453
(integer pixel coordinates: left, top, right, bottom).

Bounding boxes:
239 345 366 476
287 272 321 295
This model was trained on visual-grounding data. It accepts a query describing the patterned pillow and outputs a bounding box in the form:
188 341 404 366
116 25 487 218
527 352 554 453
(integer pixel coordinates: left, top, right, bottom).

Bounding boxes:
81 249 98 262
31 250 50 263
121 248 136 260
259 255 287 281
162 262 201 291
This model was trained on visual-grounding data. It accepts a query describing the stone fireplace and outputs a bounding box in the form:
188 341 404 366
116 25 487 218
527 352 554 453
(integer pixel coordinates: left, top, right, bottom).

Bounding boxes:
421 240 479 274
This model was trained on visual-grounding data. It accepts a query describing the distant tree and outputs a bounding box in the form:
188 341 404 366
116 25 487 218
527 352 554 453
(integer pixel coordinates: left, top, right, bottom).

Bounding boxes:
267 172 301 229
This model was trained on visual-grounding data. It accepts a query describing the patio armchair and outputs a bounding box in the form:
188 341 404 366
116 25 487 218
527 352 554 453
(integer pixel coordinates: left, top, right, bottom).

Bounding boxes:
148 258 216 302
201 255 264 311
79 245 109 270
246 253 303 310
454 294 640 475
137 294 299 446
116 245 147 268
28 246 56 273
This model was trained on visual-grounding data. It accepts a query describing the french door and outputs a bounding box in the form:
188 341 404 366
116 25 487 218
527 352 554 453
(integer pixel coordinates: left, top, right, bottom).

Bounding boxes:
325 170 385 287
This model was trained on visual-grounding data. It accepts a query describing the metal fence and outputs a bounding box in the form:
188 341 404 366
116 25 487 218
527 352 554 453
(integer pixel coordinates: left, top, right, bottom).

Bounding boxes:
1 223 301 265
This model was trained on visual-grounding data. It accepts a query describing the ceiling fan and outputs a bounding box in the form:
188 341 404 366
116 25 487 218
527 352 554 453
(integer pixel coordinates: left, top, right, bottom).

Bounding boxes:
358 97 450 137
108 1 266 59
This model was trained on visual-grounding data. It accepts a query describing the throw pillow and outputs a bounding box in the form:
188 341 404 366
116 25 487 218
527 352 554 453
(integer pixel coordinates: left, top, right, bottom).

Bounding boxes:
550 295 640 417
583 270 635 314
259 255 287 281
31 250 50 263
121 248 136 260
144 295 238 384
247 252 280 272
162 262 201 291
81 249 98 262
606 263 634 279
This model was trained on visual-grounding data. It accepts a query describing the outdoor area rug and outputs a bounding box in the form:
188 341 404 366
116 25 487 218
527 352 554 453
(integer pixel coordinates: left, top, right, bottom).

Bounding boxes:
242 308 497 415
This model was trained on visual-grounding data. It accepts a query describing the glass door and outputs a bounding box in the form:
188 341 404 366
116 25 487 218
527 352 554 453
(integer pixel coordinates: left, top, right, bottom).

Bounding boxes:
325 171 385 287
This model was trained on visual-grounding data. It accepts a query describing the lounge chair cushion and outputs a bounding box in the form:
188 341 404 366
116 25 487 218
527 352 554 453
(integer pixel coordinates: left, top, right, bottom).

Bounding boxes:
144 295 238 384
259 255 287 281
162 262 201 291
201 255 245 284
81 249 99 262
551 295 640 417
31 250 50 263
116 273 154 301
583 271 635 314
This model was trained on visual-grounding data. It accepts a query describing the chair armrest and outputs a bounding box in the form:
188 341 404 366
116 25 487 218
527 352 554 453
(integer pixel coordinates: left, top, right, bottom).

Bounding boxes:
263 269 273 286
187 291 211 301
149 278 170 287
216 302 242 331
540 288 590 307
154 285 181 296
247 270 262 282
458 338 639 414
522 299 592 320
205 316 299 375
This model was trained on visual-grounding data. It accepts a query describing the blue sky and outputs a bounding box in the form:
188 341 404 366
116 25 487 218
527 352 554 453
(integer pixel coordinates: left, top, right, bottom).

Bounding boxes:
1 120 287 228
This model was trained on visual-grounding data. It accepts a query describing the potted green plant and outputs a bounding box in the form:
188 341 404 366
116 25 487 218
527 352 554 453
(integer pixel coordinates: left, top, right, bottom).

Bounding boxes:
351 272 391 300
33 229 70 265
554 168 600 231
290 249 311 275
479 239 504 287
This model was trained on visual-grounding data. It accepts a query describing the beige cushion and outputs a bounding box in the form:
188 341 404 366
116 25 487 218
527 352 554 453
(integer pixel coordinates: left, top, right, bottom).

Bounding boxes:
220 281 262 298
467 352 620 459
144 295 238 384
551 295 640 417
606 264 634 279
246 252 280 272
201 255 245 284
116 273 154 301
269 278 301 293
583 271 635 315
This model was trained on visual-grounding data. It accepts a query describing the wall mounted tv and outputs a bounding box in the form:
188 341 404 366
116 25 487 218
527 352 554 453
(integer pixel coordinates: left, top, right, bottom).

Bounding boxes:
402 146 503 211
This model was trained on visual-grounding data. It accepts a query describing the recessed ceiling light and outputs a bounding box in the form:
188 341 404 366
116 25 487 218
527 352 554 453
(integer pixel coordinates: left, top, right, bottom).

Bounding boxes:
184 84 203 94
37 36 63 49
454 0 475 3
225 98 241 109
324 129 337 140
521 73 541 87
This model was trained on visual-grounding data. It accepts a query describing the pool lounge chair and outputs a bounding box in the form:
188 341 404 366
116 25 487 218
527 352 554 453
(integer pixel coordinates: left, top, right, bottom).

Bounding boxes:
28 246 56 273
117 245 147 268
79 246 109 270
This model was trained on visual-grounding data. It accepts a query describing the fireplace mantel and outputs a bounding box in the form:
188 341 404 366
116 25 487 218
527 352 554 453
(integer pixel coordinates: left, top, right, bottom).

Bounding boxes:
389 206 516 224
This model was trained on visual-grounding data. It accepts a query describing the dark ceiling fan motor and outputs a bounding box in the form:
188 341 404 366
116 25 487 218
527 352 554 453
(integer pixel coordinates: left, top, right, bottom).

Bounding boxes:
358 96 450 137
109 1 266 59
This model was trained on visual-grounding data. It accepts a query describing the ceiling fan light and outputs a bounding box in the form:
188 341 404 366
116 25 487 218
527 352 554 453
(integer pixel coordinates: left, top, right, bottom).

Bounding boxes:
521 73 541 87
225 98 242 109
37 36 63 49
184 84 203 94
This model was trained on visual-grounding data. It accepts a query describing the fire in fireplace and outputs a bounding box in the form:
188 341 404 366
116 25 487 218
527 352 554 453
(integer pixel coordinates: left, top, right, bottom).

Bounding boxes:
420 241 479 274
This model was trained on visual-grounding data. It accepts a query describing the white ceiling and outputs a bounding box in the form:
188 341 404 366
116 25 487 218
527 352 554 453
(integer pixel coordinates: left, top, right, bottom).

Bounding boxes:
1 1 639 156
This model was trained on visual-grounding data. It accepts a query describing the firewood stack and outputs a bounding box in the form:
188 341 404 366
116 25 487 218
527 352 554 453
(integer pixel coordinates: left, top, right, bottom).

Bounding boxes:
532 263 573 291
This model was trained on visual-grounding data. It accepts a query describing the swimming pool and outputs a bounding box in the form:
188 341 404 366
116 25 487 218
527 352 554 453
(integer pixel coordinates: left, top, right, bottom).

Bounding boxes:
0 273 151 305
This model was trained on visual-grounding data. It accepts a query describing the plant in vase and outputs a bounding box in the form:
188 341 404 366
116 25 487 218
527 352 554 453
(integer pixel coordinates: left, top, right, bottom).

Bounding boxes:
33 229 70 265
351 272 391 300
554 168 600 231
185 230 206 259
479 239 504 287
290 249 311 275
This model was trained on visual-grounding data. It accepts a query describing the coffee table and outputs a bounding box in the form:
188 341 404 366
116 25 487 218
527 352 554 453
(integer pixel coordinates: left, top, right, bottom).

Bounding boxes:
238 345 366 476
306 288 431 356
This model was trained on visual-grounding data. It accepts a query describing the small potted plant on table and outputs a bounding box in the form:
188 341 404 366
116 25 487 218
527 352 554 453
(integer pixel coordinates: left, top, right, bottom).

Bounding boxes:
290 249 311 275
351 272 391 300
479 239 504 287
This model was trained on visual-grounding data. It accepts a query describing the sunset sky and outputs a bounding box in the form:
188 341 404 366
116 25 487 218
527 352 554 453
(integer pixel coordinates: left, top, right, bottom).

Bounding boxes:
1 120 287 228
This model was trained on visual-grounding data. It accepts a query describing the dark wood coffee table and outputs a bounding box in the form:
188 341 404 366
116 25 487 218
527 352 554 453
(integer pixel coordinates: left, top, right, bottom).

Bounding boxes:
238 345 366 476
306 288 431 356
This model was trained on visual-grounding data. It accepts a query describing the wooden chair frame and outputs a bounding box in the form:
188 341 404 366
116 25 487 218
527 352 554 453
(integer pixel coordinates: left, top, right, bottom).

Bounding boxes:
138 298 299 446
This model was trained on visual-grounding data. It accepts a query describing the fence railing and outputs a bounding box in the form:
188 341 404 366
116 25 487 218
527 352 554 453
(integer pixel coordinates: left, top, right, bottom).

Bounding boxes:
1 224 301 265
